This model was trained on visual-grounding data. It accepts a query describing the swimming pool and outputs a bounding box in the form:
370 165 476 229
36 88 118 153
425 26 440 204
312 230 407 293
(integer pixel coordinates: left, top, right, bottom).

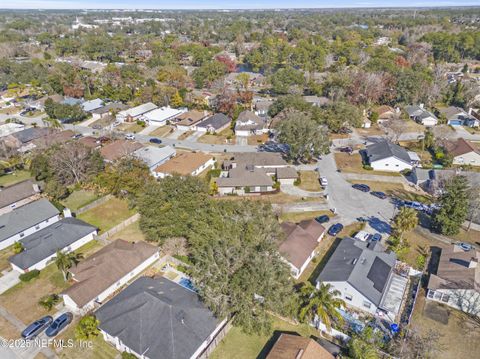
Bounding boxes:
178 277 197 292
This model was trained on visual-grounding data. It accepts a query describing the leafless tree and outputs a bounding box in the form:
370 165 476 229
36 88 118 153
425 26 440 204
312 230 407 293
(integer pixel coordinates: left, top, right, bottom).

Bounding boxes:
162 237 189 257
381 114 408 143
467 187 480 231
396 328 444 359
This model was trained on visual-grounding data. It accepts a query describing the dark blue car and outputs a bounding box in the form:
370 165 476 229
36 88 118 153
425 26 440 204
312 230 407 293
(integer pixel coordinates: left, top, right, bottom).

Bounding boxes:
352 184 370 192
22 316 53 339
315 215 330 224
371 191 387 199
45 312 73 337
328 223 344 236
149 138 162 144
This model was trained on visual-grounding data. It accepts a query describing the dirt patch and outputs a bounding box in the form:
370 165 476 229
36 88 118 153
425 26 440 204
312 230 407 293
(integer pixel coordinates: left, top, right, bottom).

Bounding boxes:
297 171 321 192
0 315 20 339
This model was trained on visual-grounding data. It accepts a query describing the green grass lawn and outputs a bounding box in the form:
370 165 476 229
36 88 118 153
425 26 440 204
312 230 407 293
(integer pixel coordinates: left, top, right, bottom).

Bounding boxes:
297 171 321 192
0 170 31 187
108 221 145 242
0 245 16 273
279 211 332 223
61 190 100 212
77 197 136 234
210 316 319 359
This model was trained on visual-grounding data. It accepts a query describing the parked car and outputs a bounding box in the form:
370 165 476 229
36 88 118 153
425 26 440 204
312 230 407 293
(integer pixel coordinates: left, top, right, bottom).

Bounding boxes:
338 146 353 153
92 124 102 130
21 316 53 339
71 133 83 139
371 191 387 199
45 312 73 337
125 133 135 140
456 242 473 252
328 223 344 236
352 184 370 192
370 233 382 242
320 176 328 187
315 215 330 224
149 137 162 144
96 136 111 144
112 121 121 127
402 200 424 211
338 127 352 134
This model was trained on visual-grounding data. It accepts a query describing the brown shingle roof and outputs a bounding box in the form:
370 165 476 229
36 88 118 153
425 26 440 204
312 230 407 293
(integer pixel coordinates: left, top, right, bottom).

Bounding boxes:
276 167 298 179
266 334 334 359
153 152 213 176
32 130 74 148
78 136 99 149
279 220 325 270
175 110 208 127
100 140 143 162
62 239 158 308
445 138 480 157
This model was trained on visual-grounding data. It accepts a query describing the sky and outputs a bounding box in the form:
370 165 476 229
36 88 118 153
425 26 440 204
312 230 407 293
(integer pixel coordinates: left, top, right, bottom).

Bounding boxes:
2 0 480 10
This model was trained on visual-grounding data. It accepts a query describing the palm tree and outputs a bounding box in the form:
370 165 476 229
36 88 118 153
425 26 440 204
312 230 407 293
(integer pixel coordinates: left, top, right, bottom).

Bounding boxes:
298 282 345 331
392 207 418 243
42 117 63 130
54 250 83 281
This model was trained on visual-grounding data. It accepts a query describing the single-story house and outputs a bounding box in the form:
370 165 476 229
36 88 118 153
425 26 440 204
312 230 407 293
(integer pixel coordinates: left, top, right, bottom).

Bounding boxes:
438 106 470 126
3 127 50 153
303 95 330 108
444 138 480 167
141 106 186 126
467 109 480 128
216 166 275 196
153 152 215 179
254 99 273 116
411 168 480 197
365 141 414 172
405 105 438 126
280 220 326 279
316 238 408 322
133 146 176 171
100 140 143 162
9 217 97 273
0 199 60 251
427 244 480 315
0 179 41 215
375 105 396 123
62 239 159 314
63 97 84 106
95 276 228 359
224 152 289 174
81 98 104 113
234 111 267 136
197 114 231 134
32 130 75 149
188 90 216 108
0 123 24 138
78 136 100 149
175 110 209 131
90 103 128 121
266 333 334 359
275 167 299 185
117 102 157 122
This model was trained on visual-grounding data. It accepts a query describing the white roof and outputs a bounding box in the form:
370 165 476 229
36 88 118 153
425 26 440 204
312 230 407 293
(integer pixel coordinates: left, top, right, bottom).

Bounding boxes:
354 231 371 242
0 123 25 137
142 107 185 122
119 102 157 118
133 146 176 168
407 151 421 162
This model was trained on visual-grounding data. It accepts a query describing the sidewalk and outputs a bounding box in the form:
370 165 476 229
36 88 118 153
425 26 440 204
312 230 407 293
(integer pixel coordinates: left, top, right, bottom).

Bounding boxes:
280 184 324 198
0 271 20 295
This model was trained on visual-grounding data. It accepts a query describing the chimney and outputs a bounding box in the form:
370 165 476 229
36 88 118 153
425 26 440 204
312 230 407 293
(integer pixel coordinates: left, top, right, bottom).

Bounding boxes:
469 257 478 269
63 208 72 218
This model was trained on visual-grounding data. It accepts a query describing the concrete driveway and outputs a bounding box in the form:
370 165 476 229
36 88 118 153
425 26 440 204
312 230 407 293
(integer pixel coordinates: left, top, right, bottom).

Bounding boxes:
317 153 396 227
168 128 187 139
185 131 204 141
0 270 20 295
280 184 324 198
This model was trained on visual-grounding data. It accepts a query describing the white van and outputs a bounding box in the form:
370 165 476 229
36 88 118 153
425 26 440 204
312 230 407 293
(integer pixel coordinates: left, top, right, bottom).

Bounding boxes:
320 176 328 187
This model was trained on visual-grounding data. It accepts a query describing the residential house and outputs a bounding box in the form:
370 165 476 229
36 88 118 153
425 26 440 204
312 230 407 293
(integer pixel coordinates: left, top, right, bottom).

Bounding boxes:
225 72 266 88
62 239 159 314
216 166 275 195
316 238 408 322
175 110 209 131
95 276 228 359
0 179 41 215
266 334 334 359
100 140 143 162
438 106 470 126
9 217 97 273
133 146 176 172
303 95 330 108
279 220 326 279
141 106 186 126
467 109 480 128
427 244 480 315
254 98 273 116
0 199 60 251
0 123 24 138
224 152 289 173
444 138 480 166
81 98 104 113
32 130 75 149
90 103 128 121
405 105 438 126
365 141 415 172
411 168 480 197
375 105 396 123
3 127 50 153
63 97 84 106
153 152 215 179
275 167 299 185
116 102 157 122
197 114 232 134
188 90 216 108
234 111 267 136
78 136 100 149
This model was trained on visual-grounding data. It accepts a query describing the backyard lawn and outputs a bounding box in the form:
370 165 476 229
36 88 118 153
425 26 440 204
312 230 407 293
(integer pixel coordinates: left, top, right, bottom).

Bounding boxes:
108 221 146 242
216 192 322 205
210 316 319 359
0 170 32 187
77 197 136 234
0 264 69 324
61 190 100 212
297 171 321 192
334 153 400 177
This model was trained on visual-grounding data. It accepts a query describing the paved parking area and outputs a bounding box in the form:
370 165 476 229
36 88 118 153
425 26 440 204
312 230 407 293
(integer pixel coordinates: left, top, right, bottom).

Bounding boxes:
0 271 20 295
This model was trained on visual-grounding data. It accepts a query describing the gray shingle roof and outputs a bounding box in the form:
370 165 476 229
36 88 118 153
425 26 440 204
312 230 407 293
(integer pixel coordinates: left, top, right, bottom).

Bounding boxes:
95 276 221 359
0 199 59 243
0 179 39 209
366 141 411 165
12 128 50 144
197 113 231 130
9 217 97 270
317 237 397 306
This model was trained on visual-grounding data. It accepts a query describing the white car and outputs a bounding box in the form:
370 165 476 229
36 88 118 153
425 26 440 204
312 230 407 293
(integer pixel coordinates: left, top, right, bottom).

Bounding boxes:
125 133 135 140
320 176 328 187
112 121 121 127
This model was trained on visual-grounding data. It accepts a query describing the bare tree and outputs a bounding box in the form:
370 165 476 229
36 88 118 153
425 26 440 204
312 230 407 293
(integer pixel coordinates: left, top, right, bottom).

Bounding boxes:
467 187 480 231
396 329 444 359
381 114 408 143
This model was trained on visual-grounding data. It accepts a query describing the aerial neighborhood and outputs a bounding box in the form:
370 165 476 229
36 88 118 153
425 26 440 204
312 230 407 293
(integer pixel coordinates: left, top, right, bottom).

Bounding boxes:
0 5 480 359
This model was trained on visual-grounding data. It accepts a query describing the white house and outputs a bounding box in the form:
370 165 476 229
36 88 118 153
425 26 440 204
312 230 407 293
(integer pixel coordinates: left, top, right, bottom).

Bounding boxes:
234 111 267 136
279 220 326 279
153 152 215 179
9 217 97 273
405 105 438 126
0 199 60 251
365 141 414 172
427 244 480 316
116 102 157 122
316 238 408 322
133 146 176 171
141 106 186 126
446 138 480 167
62 239 159 314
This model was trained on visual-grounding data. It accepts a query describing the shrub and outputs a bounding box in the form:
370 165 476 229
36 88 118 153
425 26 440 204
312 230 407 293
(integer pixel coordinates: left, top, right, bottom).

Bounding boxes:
206 169 221 182
121 353 137 359
362 164 373 171
19 270 40 282
38 294 60 311
13 242 24 254
293 177 301 186
75 315 100 340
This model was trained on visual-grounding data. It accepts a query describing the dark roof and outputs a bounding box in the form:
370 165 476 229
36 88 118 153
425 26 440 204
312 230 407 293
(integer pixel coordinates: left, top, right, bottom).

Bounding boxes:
366 141 411 165
266 333 334 359
317 237 396 306
12 127 50 144
95 276 221 359
0 179 39 209
227 152 288 167
197 113 231 130
0 199 59 243
9 217 97 270
216 166 274 187
90 102 128 115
